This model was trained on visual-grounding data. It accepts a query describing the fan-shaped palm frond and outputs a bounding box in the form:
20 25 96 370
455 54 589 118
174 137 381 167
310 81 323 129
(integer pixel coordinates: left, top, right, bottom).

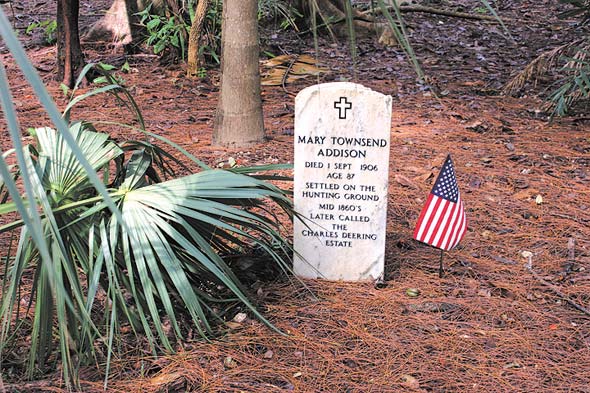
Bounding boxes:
0 7 295 388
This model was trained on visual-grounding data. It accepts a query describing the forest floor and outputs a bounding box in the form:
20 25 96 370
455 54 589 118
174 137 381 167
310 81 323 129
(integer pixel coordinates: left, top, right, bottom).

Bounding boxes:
1 0 590 391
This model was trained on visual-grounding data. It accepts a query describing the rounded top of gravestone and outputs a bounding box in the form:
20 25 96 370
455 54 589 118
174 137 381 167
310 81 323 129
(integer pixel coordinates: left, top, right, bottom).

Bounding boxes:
296 82 391 102
295 82 392 122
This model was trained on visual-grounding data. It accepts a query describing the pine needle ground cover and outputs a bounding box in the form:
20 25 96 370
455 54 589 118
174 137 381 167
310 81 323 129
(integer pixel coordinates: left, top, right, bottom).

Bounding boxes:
1 0 589 391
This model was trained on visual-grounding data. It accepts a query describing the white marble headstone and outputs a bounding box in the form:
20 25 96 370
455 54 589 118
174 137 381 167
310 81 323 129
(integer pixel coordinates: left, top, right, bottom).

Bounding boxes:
293 82 392 281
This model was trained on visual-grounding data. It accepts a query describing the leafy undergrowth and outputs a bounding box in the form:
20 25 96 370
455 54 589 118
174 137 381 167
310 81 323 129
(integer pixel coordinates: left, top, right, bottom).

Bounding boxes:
0 0 589 391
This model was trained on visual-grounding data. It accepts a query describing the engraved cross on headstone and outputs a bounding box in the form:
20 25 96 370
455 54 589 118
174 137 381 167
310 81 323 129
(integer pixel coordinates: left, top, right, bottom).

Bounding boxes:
334 96 352 119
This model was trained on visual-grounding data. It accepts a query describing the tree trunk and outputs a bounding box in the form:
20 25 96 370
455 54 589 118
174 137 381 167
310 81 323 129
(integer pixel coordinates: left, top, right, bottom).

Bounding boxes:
187 0 210 77
84 0 148 47
213 0 264 147
56 0 84 88
296 0 367 23
296 0 398 45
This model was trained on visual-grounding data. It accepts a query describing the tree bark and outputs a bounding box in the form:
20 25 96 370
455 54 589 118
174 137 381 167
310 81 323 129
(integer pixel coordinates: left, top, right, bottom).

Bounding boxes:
186 0 210 77
84 0 148 47
56 0 84 88
295 0 398 45
296 0 372 23
213 0 264 147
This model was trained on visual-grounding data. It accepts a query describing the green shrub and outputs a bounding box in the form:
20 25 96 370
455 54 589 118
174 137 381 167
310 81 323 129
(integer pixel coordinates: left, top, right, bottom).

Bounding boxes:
138 4 189 58
25 19 57 45
0 9 294 388
548 45 590 117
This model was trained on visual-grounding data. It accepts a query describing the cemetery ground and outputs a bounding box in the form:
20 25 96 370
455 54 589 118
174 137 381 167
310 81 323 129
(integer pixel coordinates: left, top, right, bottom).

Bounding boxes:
1 0 590 391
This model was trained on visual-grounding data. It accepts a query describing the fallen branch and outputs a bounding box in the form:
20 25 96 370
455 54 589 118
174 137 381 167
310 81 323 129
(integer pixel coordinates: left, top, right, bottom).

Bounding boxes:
364 5 502 22
523 252 590 317
281 56 297 96
2 379 56 391
550 212 589 224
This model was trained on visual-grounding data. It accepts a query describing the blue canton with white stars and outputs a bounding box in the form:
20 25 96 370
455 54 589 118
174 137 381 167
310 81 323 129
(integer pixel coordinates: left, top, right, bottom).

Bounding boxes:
431 155 459 203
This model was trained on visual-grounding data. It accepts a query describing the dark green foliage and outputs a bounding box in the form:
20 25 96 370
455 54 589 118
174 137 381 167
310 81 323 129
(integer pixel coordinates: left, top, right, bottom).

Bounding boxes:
136 0 297 64
138 4 190 59
25 19 57 44
549 46 590 117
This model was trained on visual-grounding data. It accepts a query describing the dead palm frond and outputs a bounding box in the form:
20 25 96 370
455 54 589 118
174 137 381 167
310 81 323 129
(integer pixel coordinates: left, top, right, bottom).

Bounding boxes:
503 38 586 95
504 38 590 117
547 42 590 117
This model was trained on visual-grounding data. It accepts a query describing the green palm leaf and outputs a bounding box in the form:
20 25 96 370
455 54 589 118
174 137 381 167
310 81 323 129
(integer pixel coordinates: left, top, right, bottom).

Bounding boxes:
0 7 296 388
32 124 121 195
107 168 294 337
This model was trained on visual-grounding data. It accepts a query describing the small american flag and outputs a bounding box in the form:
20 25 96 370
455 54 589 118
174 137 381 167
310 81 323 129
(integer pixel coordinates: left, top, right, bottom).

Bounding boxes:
413 154 467 250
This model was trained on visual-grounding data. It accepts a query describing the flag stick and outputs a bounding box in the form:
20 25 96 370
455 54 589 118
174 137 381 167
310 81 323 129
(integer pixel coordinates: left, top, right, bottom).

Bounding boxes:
439 249 444 278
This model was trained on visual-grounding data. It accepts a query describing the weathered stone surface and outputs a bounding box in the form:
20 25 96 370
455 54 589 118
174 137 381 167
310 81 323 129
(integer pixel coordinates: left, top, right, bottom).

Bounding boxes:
293 82 392 281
